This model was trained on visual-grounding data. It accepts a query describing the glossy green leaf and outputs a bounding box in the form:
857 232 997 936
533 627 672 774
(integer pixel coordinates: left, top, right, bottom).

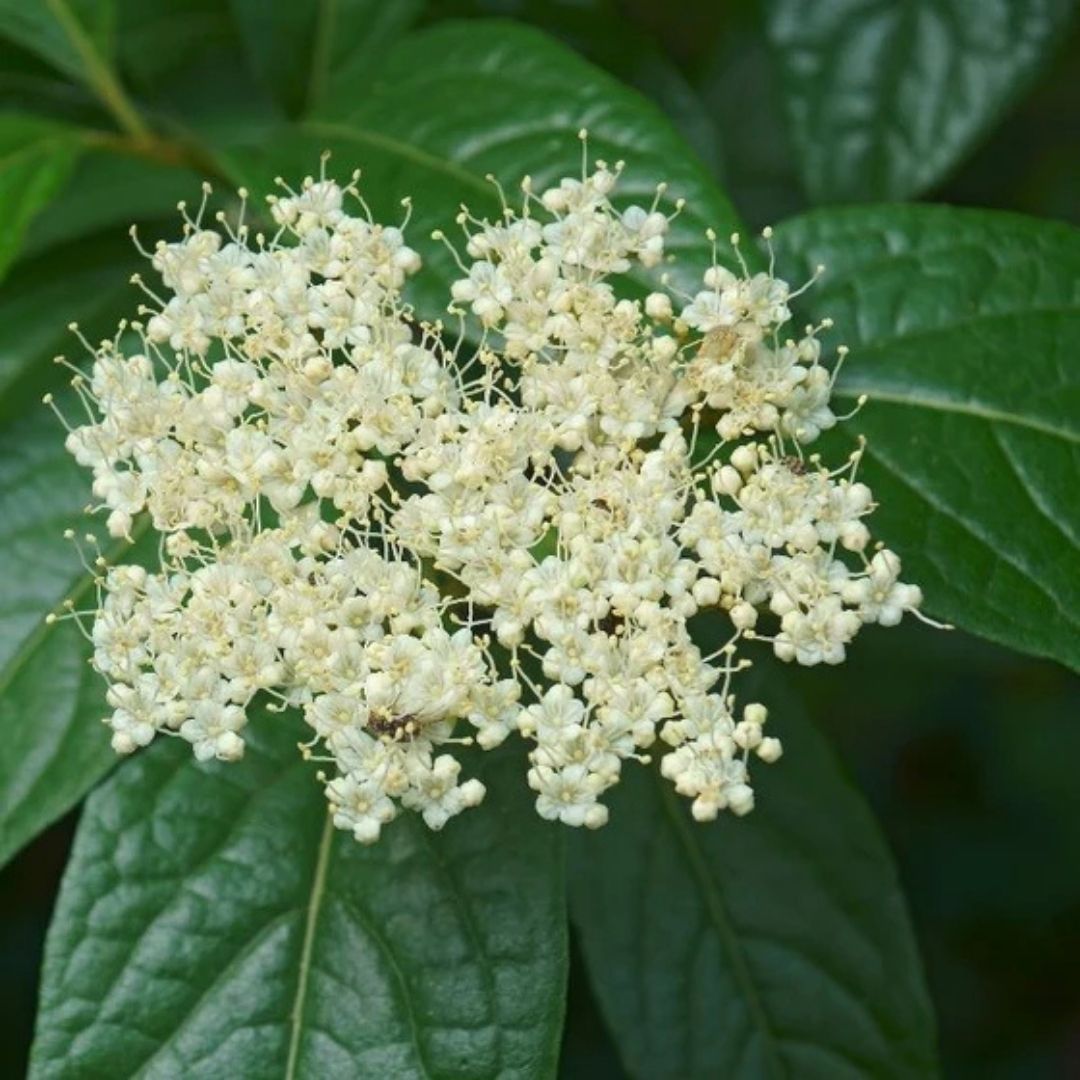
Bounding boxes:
618 46 722 177
0 626 113 870
696 12 805 229
0 114 81 280
765 0 1076 202
430 0 722 173
229 0 424 117
0 408 119 868
0 238 149 867
0 401 89 645
568 672 937 1079
218 19 746 320
30 715 567 1078
0 0 154 141
774 205 1080 670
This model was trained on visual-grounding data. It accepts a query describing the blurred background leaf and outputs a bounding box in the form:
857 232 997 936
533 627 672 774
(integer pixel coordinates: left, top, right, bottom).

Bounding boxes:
229 0 425 117
0 0 116 86
114 0 236 96
0 0 149 139
19 152 199 259
0 115 82 281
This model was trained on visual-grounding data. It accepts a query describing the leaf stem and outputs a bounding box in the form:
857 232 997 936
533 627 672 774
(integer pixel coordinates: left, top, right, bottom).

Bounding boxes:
80 129 225 181
45 0 150 141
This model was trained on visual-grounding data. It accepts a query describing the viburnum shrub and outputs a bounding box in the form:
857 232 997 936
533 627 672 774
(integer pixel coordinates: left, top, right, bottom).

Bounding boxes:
48 146 937 843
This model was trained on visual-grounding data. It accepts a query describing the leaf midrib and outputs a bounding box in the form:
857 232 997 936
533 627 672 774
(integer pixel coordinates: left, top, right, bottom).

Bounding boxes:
43 0 148 140
829 302 1079 444
301 119 493 199
834 383 1079 444
284 808 335 1080
864 439 1078 633
989 424 1080 550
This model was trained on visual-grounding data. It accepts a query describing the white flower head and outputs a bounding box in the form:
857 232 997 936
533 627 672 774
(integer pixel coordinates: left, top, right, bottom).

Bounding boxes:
50 143 934 843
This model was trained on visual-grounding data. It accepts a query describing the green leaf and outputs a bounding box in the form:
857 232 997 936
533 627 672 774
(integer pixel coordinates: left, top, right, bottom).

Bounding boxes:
568 670 937 1079
0 130 216 869
0 114 81 280
618 46 722 177
217 19 747 320
0 232 142 424
695 12 805 229
0 0 149 139
0 237 150 867
0 408 118 868
115 0 237 95
20 149 200 258
308 0 426 109
229 0 424 117
765 0 1076 202
0 40 106 127
773 205 1080 670
0 626 113 869
430 0 722 174
0 0 114 83
30 714 567 1078
0 416 90 672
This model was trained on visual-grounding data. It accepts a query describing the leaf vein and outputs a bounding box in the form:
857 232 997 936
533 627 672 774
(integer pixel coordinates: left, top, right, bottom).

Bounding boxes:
865 444 1076 629
332 889 437 1079
655 779 788 1080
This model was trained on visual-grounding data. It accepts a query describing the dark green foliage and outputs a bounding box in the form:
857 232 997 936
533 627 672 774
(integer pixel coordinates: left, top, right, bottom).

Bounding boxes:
775 206 1080 671
569 679 937 1079
0 2 1075 1077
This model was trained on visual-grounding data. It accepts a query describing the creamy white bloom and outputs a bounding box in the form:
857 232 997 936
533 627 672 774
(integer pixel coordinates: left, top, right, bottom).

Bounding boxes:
51 150 932 843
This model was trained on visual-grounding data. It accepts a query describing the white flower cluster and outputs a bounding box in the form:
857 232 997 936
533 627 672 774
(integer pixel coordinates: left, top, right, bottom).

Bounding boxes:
50 147 930 842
